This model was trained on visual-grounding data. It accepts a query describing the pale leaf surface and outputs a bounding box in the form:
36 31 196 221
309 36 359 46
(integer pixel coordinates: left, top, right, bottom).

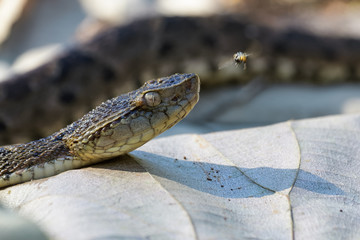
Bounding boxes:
0 114 359 239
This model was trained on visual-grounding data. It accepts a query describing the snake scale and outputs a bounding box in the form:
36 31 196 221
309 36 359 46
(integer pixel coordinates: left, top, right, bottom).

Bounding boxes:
0 73 199 188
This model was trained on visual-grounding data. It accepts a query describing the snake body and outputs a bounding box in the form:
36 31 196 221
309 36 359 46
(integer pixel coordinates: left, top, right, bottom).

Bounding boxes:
0 73 200 188
1 16 360 145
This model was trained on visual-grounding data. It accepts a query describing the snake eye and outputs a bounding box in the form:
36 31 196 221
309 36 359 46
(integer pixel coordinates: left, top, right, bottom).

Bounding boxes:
144 92 161 107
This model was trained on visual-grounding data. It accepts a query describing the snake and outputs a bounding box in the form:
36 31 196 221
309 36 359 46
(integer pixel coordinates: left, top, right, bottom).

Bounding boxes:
1 16 360 145
0 73 200 188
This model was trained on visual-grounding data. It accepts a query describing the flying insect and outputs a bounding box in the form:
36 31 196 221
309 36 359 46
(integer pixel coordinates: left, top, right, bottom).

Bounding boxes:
218 51 251 70
233 51 250 70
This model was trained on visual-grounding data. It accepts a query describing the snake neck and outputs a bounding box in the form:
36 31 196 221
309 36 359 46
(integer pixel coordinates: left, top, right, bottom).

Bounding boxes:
0 132 75 187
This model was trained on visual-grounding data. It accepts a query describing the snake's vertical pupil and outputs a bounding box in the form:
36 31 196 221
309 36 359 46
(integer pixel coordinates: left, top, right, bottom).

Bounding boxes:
144 92 161 107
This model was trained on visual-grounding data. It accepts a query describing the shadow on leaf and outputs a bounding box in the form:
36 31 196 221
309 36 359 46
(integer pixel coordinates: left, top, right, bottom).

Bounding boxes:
128 151 344 198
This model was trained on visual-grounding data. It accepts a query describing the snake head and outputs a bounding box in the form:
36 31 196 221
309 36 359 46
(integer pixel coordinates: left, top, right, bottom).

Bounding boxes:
67 73 200 161
134 73 200 131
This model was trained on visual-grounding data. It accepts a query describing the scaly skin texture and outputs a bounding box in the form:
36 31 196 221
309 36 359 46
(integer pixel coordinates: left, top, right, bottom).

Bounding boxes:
1 15 360 144
0 73 200 188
